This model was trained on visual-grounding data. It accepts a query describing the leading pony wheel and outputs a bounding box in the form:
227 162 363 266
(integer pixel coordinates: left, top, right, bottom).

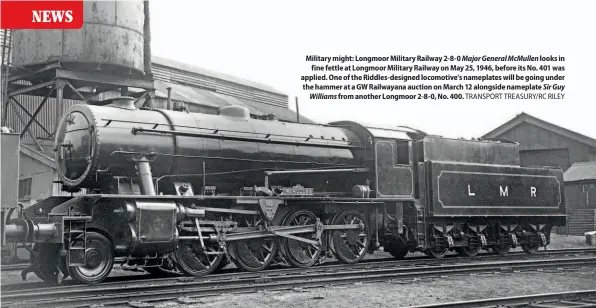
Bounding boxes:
68 232 114 284
330 210 370 264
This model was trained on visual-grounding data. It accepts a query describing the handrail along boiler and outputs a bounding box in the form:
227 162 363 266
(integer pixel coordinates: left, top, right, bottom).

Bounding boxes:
1 97 566 284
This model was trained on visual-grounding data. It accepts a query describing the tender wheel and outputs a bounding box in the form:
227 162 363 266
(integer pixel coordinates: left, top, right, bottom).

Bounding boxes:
455 245 480 257
174 242 225 276
425 247 449 259
68 232 114 284
279 210 323 268
330 210 370 264
521 243 540 254
492 244 512 256
228 218 278 272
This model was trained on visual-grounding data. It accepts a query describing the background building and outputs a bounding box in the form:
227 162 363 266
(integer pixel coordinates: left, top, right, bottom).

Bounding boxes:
484 112 596 236
482 112 596 171
562 161 596 235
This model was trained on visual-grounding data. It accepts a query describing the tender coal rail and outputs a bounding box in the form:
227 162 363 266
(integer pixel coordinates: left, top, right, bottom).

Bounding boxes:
3 256 596 308
409 290 596 308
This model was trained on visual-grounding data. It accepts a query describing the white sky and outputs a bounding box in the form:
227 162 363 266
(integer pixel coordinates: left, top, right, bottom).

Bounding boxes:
149 0 596 139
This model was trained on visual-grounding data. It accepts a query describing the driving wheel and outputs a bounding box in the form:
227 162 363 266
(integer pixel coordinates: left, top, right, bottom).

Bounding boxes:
228 218 278 272
330 210 370 264
279 210 323 268
174 241 225 276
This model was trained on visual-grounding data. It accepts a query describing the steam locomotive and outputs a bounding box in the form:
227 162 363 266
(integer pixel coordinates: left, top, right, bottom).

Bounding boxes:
1 97 566 284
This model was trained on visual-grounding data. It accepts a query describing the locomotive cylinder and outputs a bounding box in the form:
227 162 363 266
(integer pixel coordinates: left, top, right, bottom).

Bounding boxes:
54 100 364 192
2 203 205 246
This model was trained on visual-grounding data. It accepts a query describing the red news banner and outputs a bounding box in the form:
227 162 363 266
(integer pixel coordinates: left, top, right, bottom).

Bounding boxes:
1 0 83 29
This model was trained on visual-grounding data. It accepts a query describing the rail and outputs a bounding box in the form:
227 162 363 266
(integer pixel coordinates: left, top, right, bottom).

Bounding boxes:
3 255 596 308
409 290 596 308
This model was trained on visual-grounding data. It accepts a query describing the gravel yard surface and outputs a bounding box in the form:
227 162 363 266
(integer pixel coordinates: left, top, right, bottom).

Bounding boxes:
131 266 596 308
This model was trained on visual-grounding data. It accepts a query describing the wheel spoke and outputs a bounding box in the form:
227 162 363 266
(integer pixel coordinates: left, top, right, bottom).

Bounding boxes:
261 243 273 253
175 224 224 277
279 210 323 268
230 218 278 272
331 210 370 264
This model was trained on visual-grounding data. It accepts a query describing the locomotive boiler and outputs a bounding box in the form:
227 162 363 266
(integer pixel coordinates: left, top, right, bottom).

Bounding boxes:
55 97 364 195
2 98 567 284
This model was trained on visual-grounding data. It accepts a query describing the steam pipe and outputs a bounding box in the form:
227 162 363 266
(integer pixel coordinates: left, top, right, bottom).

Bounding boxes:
176 205 206 221
136 157 156 195
265 167 369 176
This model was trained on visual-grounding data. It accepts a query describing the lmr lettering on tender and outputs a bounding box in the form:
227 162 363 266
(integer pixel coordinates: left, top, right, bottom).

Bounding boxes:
467 185 538 197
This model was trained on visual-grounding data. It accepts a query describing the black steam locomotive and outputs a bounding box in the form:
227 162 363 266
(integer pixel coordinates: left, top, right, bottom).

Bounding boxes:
2 97 566 284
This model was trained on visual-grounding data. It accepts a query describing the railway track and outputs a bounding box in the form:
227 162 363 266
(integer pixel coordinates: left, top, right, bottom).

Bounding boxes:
2 247 592 273
3 256 596 308
410 290 596 308
4 247 593 273
3 247 596 292
0 262 30 272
